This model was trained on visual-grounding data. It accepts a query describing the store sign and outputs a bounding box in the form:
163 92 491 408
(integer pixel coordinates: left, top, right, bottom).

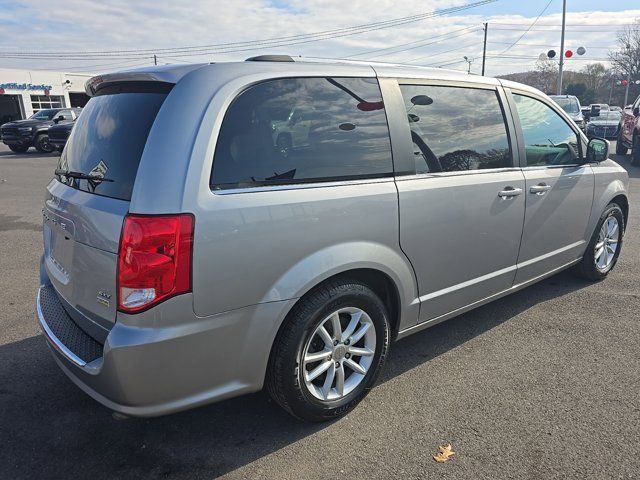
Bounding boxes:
0 82 53 95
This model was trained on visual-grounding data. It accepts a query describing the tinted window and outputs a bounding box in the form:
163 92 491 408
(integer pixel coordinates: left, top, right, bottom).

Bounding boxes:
56 91 168 200
211 77 392 189
56 109 73 120
551 96 580 114
513 94 580 167
30 109 58 120
399 85 511 173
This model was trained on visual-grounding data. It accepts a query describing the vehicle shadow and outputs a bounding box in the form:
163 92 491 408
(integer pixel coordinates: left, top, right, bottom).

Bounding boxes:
0 149 59 158
0 271 592 479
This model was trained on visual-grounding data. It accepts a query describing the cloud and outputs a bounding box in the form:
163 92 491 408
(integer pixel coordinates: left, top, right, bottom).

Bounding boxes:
0 0 638 76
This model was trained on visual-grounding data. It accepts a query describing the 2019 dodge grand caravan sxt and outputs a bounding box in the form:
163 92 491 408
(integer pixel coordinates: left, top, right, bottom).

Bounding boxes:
37 58 629 421
1 108 81 153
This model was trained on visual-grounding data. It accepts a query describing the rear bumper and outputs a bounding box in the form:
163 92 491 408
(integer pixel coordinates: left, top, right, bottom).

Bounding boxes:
37 282 295 416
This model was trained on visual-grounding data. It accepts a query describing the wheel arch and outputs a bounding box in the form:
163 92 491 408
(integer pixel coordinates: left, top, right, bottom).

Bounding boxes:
610 193 629 231
262 266 409 391
258 242 419 337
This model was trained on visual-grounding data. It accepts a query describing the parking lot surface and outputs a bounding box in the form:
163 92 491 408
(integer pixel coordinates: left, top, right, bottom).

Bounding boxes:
0 143 638 479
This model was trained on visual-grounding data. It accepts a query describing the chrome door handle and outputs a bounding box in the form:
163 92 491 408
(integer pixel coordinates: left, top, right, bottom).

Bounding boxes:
530 183 552 195
498 187 523 198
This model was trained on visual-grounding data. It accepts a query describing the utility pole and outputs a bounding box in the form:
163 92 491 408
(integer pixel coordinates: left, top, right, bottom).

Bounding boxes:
556 0 567 95
608 77 614 105
624 44 631 106
154 54 157 66
482 22 488 76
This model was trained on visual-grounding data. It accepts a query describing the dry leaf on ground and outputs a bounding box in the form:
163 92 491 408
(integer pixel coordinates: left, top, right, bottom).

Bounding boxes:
433 443 455 463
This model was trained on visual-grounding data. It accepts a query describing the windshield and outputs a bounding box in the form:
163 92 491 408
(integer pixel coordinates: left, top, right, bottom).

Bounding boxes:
552 97 579 114
29 109 58 120
592 111 621 122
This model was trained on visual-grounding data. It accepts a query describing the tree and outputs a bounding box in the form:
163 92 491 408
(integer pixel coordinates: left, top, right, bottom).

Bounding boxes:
609 20 640 79
566 83 587 97
581 63 608 93
533 57 558 94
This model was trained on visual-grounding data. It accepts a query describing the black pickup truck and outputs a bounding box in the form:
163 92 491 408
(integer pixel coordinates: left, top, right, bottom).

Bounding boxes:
0 108 81 153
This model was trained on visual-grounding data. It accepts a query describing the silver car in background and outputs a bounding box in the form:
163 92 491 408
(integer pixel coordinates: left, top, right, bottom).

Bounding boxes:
549 94 585 130
37 57 629 421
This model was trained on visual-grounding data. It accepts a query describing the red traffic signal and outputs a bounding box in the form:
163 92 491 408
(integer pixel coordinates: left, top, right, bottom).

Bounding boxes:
565 50 573 58
621 79 628 87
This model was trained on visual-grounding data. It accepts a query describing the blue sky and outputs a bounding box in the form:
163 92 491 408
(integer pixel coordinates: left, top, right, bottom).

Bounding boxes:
0 0 638 75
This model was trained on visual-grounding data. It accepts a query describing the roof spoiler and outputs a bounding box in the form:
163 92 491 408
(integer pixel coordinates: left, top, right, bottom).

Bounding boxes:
84 64 208 96
86 72 166 96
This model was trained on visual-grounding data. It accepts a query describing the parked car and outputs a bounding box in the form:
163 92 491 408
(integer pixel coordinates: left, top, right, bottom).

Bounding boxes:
586 110 622 139
48 117 77 152
1 108 81 153
37 58 629 422
617 95 640 164
549 94 585 130
271 105 315 157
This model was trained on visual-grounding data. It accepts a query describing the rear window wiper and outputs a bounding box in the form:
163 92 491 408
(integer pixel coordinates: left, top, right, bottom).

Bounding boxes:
55 169 114 182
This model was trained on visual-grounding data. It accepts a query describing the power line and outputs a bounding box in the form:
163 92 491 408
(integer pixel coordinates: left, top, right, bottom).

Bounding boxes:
500 0 554 54
406 42 482 63
363 29 481 60
345 26 478 58
491 27 628 32
0 0 496 60
488 41 612 49
489 22 639 27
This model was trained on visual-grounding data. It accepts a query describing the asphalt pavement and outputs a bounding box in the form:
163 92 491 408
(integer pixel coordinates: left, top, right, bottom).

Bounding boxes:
0 143 638 479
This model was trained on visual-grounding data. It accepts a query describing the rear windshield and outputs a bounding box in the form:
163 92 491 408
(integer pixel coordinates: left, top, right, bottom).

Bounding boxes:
552 97 579 114
56 89 168 201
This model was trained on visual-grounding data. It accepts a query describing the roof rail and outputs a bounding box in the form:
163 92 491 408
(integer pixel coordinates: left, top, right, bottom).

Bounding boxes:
245 55 295 62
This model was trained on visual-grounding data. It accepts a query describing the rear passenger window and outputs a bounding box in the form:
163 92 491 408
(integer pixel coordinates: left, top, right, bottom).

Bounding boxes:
399 85 512 173
211 77 392 190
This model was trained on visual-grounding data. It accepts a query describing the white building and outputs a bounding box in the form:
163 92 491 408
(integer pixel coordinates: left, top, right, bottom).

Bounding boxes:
0 68 93 123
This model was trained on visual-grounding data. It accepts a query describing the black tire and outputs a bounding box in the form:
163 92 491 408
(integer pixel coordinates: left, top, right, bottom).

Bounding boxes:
275 134 292 158
34 134 54 153
266 279 391 422
615 133 628 155
574 203 624 281
8 144 29 153
631 134 640 166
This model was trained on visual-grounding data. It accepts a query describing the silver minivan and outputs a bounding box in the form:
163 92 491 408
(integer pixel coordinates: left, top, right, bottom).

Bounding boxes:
37 56 629 421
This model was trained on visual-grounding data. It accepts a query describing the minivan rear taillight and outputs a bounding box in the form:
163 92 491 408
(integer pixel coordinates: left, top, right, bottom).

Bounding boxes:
117 214 194 313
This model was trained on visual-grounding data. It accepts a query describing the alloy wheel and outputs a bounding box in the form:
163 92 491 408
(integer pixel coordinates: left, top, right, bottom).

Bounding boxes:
302 307 376 401
594 215 620 272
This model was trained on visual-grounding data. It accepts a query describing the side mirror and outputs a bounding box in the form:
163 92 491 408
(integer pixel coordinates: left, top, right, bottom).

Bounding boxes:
586 138 608 163
54 115 64 123
634 106 640 116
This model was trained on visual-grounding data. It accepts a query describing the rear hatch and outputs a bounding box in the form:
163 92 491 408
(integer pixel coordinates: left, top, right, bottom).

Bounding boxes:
43 82 171 335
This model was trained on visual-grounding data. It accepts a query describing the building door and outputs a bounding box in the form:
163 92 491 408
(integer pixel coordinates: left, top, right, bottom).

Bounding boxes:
69 92 90 108
0 94 24 123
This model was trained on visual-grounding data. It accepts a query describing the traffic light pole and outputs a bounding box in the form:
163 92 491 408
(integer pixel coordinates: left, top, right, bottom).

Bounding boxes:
556 0 567 95
482 22 488 76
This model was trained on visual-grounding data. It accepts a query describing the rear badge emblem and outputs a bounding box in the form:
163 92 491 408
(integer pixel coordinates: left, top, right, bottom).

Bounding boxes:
89 160 108 179
97 290 111 308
